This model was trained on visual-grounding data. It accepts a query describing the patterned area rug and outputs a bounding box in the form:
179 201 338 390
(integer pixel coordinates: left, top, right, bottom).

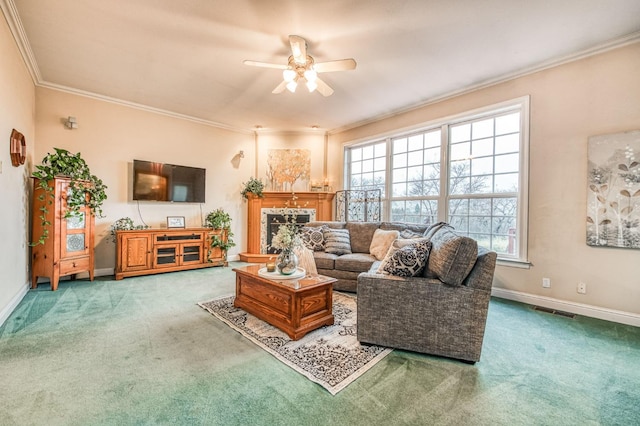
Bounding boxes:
198 292 392 395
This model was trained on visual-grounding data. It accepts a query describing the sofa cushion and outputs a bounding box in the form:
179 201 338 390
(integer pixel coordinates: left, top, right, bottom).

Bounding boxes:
299 225 326 251
425 224 478 286
377 239 431 277
313 252 339 270
323 228 352 255
380 221 430 234
399 229 425 239
335 253 377 273
369 228 399 260
307 221 346 229
346 222 381 253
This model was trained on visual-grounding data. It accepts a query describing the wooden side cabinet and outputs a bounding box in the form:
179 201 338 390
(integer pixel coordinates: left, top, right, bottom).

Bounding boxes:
31 177 95 291
117 233 152 274
115 228 227 280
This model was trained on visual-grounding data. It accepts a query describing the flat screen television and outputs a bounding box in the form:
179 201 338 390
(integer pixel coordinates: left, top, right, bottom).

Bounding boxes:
133 159 206 203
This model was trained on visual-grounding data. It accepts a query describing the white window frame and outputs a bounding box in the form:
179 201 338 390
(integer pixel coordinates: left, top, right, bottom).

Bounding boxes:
343 96 530 264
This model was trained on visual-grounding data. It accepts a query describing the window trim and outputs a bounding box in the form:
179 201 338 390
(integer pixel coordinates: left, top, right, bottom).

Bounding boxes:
343 96 530 263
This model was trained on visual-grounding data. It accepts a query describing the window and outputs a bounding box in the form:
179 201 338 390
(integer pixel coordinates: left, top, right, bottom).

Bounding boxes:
347 141 387 195
344 97 529 262
390 129 441 225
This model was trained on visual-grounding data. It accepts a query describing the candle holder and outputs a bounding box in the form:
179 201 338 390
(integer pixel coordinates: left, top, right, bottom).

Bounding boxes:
265 258 276 272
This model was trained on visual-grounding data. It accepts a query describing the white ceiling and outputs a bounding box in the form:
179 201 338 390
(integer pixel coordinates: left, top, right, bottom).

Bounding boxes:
5 0 640 132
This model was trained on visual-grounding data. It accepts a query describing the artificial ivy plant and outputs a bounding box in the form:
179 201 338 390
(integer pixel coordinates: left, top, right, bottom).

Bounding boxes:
31 148 108 245
204 208 236 259
109 217 148 243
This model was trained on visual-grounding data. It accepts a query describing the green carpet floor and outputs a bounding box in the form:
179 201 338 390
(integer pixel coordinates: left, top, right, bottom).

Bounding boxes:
1 262 638 425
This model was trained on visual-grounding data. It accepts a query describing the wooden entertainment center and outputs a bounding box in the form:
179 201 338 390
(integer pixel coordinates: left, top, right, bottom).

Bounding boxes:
115 227 227 280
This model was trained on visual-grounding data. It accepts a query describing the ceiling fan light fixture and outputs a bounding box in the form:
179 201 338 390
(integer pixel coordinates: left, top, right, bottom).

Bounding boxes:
244 35 356 97
306 79 317 93
286 80 297 93
304 68 317 82
283 68 296 82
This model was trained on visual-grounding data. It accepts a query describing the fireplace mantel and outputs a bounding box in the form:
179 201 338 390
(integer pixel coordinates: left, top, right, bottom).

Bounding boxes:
239 191 335 262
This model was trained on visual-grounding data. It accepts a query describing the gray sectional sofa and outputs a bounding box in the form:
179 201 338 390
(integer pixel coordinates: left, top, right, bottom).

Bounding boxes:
302 220 498 362
305 221 431 292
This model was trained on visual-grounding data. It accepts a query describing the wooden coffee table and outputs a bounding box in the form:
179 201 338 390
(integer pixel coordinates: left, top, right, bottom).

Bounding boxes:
232 264 336 340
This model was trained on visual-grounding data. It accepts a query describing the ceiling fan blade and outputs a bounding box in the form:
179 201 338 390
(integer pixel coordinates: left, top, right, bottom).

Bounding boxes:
272 80 287 94
289 35 307 65
315 77 334 97
314 58 357 73
243 60 287 70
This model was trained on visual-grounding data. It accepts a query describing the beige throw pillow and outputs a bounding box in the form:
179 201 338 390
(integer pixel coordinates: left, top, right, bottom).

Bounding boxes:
369 229 400 260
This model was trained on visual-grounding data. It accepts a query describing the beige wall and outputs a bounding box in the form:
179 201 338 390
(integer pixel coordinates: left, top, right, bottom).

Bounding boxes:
35 88 255 271
256 131 328 191
0 11 36 322
329 42 640 318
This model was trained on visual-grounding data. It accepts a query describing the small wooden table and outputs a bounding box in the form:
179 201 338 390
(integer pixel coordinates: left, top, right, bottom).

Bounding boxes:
232 264 336 340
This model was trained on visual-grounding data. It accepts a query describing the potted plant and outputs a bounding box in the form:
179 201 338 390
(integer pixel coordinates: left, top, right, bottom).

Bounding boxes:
204 208 236 262
31 148 108 245
241 177 265 200
109 217 148 243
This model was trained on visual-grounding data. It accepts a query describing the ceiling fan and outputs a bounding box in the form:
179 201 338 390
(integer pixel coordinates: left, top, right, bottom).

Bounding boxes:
243 35 356 97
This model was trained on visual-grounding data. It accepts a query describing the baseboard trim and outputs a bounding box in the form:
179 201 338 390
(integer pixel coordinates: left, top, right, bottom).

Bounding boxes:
0 282 29 327
95 268 114 277
491 288 640 327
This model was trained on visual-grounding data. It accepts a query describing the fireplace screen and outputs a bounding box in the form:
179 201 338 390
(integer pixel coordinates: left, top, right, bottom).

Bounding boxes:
260 208 317 254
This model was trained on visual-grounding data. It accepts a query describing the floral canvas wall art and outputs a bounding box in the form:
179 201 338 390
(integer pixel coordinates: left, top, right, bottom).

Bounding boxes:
266 149 311 191
587 130 640 249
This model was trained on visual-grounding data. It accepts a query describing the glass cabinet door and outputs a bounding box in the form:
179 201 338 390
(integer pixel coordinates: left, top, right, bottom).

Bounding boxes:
181 244 203 264
154 244 179 268
60 209 90 258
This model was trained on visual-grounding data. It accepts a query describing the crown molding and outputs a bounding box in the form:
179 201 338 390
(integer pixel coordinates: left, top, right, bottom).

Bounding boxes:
253 128 327 136
1 0 252 135
1 0 40 83
328 31 640 135
38 81 254 135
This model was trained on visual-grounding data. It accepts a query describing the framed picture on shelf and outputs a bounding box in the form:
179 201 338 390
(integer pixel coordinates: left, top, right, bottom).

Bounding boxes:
167 216 185 228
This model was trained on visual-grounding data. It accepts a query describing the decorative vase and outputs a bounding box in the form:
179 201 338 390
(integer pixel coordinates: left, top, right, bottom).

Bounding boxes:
276 248 299 275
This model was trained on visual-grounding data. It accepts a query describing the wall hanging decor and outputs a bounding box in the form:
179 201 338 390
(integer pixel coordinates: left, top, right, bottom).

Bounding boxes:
265 149 310 191
587 130 640 249
10 128 26 166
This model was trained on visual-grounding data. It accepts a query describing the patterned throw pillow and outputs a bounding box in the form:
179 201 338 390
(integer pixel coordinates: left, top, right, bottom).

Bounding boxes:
323 228 352 255
377 239 431 277
299 226 326 251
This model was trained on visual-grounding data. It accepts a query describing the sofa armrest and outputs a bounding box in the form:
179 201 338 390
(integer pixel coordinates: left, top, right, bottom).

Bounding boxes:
356 272 492 362
463 247 497 291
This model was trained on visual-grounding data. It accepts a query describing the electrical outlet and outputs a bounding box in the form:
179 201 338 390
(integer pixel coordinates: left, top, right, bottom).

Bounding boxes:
542 277 551 288
577 282 587 294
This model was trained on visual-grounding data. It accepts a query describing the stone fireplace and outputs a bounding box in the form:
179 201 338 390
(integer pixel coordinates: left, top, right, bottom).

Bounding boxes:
261 208 316 254
239 191 335 262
